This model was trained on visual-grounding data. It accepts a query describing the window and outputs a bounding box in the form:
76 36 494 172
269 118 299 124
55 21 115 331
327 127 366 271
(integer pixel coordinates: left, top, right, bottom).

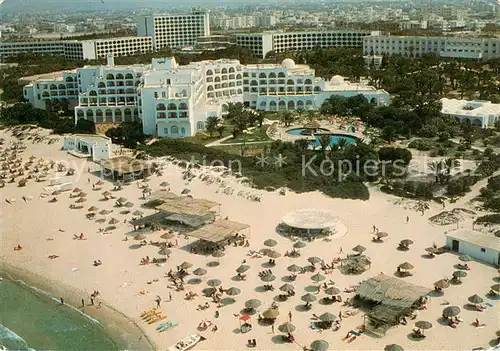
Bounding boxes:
164 128 168 135
480 248 486 253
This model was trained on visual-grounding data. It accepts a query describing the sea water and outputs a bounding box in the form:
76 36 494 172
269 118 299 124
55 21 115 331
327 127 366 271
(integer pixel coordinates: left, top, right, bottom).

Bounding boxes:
0 273 123 351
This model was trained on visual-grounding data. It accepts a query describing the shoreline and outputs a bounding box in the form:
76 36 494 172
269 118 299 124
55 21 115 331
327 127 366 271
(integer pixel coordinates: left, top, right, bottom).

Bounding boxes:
0 263 156 351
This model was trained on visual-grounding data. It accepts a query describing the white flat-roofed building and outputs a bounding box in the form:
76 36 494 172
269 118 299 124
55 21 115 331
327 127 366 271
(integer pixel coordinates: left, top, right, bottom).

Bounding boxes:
236 30 380 58
63 134 112 161
137 10 210 50
363 35 500 61
441 98 500 128
445 229 500 266
0 41 66 57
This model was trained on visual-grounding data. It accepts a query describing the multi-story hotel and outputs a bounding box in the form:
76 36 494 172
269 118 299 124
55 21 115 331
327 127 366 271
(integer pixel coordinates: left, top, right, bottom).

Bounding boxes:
235 30 381 58
23 57 389 138
137 10 210 50
1 37 153 60
363 35 500 61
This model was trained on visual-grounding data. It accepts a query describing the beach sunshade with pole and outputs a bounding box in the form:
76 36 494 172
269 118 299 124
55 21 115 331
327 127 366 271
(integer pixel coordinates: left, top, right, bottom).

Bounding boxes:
207 279 222 287
88 206 98 212
245 299 261 309
236 265 250 274
459 254 472 262
102 191 112 197
160 181 170 187
311 273 325 282
132 210 144 216
99 209 112 215
468 294 483 304
212 250 225 258
310 340 329 351
453 270 468 278
160 232 175 240
226 287 241 296
425 247 437 254
134 233 146 240
325 286 340 295
415 321 433 330
262 308 279 319
279 283 295 292
75 197 87 203
124 202 134 208
308 257 322 265
385 344 404 351
318 312 337 322
496 330 500 338
96 180 104 186
73 187 82 193
142 188 151 194
117 197 127 203
181 188 191 195
398 262 414 270
287 264 302 273
301 293 317 303
179 261 193 270
491 284 500 292
109 218 119 225
401 239 414 246
278 322 296 334
260 274 276 282
352 245 366 253
77 192 87 197
264 239 277 247
442 306 461 318
376 232 388 238
158 248 171 256
267 251 281 259
193 268 207 276
434 280 450 289
293 241 306 249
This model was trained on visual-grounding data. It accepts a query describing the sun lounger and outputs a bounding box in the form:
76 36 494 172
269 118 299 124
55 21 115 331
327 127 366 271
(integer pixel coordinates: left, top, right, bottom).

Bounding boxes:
350 330 361 337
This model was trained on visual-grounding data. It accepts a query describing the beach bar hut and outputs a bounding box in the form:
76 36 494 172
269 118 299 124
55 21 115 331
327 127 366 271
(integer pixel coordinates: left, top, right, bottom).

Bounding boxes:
99 156 148 182
186 220 250 249
445 229 500 266
355 273 430 336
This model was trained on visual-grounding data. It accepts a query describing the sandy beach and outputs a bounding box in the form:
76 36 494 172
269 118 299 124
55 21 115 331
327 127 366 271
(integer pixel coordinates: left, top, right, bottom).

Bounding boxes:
0 127 499 351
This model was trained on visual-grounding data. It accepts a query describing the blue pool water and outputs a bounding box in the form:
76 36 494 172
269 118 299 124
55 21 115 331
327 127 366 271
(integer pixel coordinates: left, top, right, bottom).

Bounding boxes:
286 128 358 147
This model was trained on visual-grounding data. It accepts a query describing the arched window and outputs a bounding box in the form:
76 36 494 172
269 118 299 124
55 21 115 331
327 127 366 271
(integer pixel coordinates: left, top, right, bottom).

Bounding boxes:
228 67 235 73
221 68 227 74
168 112 177 118
206 77 213 82
237 89 242 94
269 72 277 78
98 82 106 88
215 77 221 82
236 74 242 79
287 79 294 85
278 101 286 111
206 70 213 75
269 101 277 111
221 104 228 114
115 109 122 122
77 110 84 119
157 112 166 119
58 84 66 89
370 97 377 104
116 73 124 80
65 76 74 82
171 126 179 134
287 101 295 110
278 72 285 78
179 103 188 110
156 103 166 111
306 100 313 107
297 100 304 109
89 90 97 96
180 127 186 135
259 73 267 78
96 109 103 123
259 101 266 109
167 103 177 110
105 109 113 122
207 85 214 91
125 73 133 79
305 79 312 85
50 84 57 90
314 86 321 92
106 74 114 80
197 121 205 130
86 110 94 117
42 92 50 97
124 109 132 122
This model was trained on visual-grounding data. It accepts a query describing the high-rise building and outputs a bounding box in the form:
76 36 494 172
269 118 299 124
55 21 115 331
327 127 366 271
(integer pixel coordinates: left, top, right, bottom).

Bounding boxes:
137 10 210 50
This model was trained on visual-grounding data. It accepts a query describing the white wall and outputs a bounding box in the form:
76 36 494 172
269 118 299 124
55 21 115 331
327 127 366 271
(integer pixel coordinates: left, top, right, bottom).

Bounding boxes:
92 144 111 161
446 236 499 266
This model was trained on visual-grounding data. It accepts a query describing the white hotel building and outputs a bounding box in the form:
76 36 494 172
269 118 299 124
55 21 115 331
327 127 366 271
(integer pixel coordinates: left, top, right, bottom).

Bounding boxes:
23 57 389 138
363 35 500 61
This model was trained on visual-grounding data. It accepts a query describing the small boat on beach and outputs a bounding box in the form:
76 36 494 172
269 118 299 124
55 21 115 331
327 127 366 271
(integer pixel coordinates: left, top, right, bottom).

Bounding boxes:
166 334 205 351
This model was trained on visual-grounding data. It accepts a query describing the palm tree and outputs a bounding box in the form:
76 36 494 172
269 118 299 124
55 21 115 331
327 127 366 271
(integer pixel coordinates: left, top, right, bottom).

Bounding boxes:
317 134 332 153
216 125 226 138
205 116 220 138
281 112 295 127
428 158 460 184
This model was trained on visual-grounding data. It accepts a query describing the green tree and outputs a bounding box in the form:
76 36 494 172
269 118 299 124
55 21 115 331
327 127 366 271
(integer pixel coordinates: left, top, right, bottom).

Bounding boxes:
281 112 295 127
317 134 332 153
205 116 220 138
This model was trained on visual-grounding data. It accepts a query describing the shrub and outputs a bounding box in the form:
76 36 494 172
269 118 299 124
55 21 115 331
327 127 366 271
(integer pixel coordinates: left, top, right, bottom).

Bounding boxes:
408 138 434 151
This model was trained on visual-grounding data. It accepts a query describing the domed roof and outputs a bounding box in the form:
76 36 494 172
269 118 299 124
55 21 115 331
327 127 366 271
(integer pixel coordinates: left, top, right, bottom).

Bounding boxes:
330 75 344 85
281 58 296 69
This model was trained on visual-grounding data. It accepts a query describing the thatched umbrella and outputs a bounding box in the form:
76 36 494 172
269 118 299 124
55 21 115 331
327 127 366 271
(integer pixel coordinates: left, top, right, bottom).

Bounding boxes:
160 181 170 187
124 202 134 208
468 294 483 305
181 188 191 195
384 344 404 351
425 247 437 254
158 247 171 256
280 283 295 293
212 250 225 258
132 210 144 216
134 233 146 240
260 274 276 282
325 286 340 295
245 299 261 310
264 239 277 247
459 254 472 262
88 206 98 212
352 245 366 253
102 191 112 198
398 262 414 270
75 197 87 203
73 187 82 193
318 312 337 322
301 293 317 303
161 232 175 240
267 250 281 259
303 120 321 129
442 306 461 318
226 287 241 296
116 197 127 204
310 340 329 351
415 321 433 335
77 191 87 197
95 180 104 186
142 188 151 194
293 241 306 249
236 265 251 274
434 279 450 290
308 256 322 265
193 268 207 276
453 270 467 281
311 273 325 282
287 264 302 273
262 308 279 319
278 322 296 333
376 232 388 239
491 284 500 293
207 279 222 287
179 261 193 270
99 209 112 215
109 218 119 225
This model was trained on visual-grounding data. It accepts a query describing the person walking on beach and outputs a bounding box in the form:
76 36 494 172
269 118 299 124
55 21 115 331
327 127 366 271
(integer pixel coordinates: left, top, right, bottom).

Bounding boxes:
406 216 409 223
155 295 162 308
90 295 94 305
169 292 172 302
271 324 275 334
81 298 85 307
60 297 64 305
288 311 292 322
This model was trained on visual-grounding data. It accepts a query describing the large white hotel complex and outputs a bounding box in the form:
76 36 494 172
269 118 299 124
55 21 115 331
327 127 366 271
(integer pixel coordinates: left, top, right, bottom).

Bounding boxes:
23 56 389 138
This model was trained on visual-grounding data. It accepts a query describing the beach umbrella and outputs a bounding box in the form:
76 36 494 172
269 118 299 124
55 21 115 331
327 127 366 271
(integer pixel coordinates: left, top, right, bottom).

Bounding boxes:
319 312 337 322
434 280 450 289
293 241 306 249
442 306 461 318
181 188 191 195
102 191 112 197
311 273 325 282
226 287 241 296
459 254 472 262
310 340 329 351
124 202 134 208
179 261 193 270
352 245 366 253
132 210 144 216
245 299 261 309
99 209 112 215
398 262 414 270
287 264 302 273
267 250 281 259
134 233 146 240
264 239 277 247
142 187 151 194
308 256 322 265
262 308 279 319
207 279 222 287
109 218 119 225
425 247 437 254
75 197 87 203
301 293 317 303
260 274 276 282
212 250 225 258
468 294 483 304
236 265 250 273
415 321 433 331
73 187 82 193
376 231 388 238
193 268 207 276
325 286 340 295
279 283 295 293
496 330 500 337
158 248 171 256
77 192 87 197
278 322 296 333
160 181 170 187
117 197 127 203
491 284 500 292
385 344 404 351
95 180 104 186
88 206 98 212
401 239 414 246
453 270 468 279
161 232 175 240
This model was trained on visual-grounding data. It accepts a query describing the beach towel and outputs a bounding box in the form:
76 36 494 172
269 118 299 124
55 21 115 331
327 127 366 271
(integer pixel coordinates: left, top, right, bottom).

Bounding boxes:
350 330 361 337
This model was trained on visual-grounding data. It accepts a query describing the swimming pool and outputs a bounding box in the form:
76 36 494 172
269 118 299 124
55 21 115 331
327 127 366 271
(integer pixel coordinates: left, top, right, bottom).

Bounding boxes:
286 128 358 147
286 128 330 136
